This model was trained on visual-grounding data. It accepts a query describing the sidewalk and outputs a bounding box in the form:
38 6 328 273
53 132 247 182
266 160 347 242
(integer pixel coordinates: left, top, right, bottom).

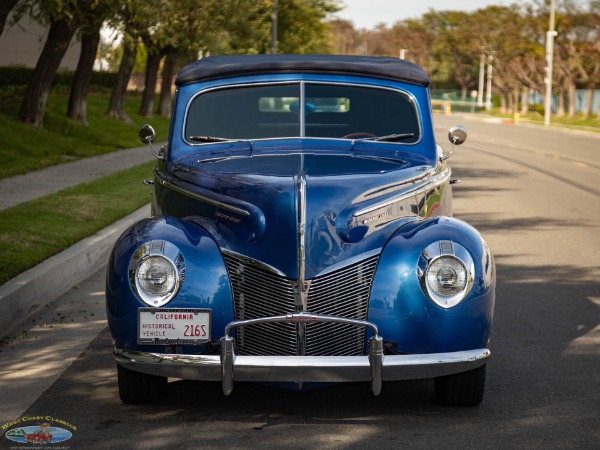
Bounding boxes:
0 146 156 334
0 144 155 210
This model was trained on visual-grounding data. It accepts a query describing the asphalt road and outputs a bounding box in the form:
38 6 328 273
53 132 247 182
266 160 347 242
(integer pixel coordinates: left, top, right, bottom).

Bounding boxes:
2 115 599 449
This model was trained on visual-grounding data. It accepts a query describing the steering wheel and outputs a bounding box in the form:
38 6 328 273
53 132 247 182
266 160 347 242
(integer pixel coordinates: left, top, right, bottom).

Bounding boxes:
342 132 377 139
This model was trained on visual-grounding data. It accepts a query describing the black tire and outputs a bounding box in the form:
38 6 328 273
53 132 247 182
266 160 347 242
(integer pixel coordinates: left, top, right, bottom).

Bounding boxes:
434 363 486 406
117 364 167 404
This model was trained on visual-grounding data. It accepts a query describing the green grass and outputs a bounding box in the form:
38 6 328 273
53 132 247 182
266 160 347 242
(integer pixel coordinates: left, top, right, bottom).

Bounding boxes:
0 162 155 284
489 110 600 133
0 90 170 178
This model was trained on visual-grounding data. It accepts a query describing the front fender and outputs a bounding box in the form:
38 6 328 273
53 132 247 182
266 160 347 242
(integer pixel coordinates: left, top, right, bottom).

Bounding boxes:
368 216 495 354
106 216 233 351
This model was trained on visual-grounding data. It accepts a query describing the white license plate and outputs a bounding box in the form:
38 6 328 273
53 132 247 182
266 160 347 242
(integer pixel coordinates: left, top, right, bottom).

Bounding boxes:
138 308 211 345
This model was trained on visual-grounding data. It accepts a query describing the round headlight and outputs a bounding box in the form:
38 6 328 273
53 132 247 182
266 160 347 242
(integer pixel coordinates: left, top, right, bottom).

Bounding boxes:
137 256 177 296
129 240 184 307
418 241 474 309
426 256 467 297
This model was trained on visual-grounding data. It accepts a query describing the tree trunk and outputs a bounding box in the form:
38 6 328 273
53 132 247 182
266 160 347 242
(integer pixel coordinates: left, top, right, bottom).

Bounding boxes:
139 41 163 118
555 90 565 117
567 82 576 118
18 18 79 127
513 88 520 114
0 0 20 37
67 26 101 125
107 35 137 123
158 51 177 118
582 87 594 120
521 87 529 115
500 94 507 114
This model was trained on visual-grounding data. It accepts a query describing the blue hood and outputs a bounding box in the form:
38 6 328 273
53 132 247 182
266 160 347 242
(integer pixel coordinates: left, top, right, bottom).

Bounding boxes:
156 143 443 279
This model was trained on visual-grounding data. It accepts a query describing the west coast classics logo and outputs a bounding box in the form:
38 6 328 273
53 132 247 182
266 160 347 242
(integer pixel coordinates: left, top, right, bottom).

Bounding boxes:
2 416 76 446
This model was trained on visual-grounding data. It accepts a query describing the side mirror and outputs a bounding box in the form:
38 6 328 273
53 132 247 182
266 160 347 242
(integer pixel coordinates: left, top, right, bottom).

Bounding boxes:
440 125 467 162
448 125 467 146
139 124 156 144
139 124 165 160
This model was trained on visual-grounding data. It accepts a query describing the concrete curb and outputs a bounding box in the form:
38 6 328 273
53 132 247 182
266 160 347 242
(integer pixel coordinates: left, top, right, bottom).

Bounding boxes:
0 204 150 335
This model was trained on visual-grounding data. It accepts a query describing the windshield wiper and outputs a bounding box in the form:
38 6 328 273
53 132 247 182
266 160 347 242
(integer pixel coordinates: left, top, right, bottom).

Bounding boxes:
362 133 416 142
189 135 238 142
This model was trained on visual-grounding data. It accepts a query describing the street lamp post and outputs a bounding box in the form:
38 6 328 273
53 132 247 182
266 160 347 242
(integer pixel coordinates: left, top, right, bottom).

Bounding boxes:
544 0 557 126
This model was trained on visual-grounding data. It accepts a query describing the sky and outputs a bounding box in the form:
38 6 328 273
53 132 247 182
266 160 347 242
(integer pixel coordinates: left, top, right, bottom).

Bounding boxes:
334 0 517 29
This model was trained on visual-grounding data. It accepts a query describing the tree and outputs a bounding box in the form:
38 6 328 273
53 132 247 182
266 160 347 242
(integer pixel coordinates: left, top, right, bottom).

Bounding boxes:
580 2 600 119
17 0 84 127
139 36 164 118
106 32 138 123
68 1 117 124
106 0 157 122
421 10 481 96
276 0 341 54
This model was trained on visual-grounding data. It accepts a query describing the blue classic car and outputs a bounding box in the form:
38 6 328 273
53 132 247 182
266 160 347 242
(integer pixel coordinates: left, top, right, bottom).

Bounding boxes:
106 55 495 406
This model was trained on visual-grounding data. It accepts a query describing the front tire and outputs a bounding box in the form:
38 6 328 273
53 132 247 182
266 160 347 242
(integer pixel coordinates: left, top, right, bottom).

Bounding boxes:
434 364 486 406
117 364 167 404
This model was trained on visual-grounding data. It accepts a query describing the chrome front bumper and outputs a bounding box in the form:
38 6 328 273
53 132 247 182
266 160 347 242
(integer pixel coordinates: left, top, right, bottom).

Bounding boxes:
115 313 490 396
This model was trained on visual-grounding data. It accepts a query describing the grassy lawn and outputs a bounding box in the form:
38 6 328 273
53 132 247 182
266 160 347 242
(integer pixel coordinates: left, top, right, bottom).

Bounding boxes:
0 161 155 284
489 110 600 133
0 91 168 283
0 90 170 178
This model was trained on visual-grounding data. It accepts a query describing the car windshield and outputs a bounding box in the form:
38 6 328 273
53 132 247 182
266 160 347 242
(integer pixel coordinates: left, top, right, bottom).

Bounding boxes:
184 82 420 143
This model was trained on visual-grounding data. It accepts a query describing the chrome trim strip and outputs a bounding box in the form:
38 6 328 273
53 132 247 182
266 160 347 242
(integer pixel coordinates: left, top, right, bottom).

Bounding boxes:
114 348 490 394
299 81 306 137
294 171 309 355
353 167 450 217
158 176 251 217
292 171 310 312
223 312 379 337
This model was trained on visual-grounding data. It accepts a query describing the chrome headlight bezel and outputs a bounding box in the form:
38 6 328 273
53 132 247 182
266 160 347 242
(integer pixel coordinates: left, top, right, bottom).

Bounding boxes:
129 240 185 307
418 241 474 309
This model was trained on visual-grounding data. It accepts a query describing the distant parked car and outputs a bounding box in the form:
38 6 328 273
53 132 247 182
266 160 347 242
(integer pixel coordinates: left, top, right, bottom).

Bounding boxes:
106 55 495 406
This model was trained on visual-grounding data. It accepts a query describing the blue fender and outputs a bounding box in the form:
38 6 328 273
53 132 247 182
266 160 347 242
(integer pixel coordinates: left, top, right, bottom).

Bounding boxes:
106 216 233 352
368 216 495 353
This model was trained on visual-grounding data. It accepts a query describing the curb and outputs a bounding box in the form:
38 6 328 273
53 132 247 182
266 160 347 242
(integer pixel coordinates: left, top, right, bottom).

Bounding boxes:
0 205 150 335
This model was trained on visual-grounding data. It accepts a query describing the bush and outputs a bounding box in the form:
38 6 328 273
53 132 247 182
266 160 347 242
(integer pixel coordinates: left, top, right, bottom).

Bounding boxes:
0 67 117 89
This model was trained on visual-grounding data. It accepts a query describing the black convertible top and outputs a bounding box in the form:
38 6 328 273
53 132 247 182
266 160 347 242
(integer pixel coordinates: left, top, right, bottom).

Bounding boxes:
175 54 430 87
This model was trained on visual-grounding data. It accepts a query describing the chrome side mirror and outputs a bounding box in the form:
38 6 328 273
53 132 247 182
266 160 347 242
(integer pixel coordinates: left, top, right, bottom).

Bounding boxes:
139 124 165 160
440 125 467 162
139 124 156 144
448 125 467 146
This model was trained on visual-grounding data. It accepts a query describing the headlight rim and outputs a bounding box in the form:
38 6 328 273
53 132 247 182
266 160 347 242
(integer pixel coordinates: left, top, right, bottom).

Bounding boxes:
129 240 185 307
418 241 474 309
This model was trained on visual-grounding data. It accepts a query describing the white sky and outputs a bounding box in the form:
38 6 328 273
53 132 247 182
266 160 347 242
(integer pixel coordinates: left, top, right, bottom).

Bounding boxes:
334 0 518 29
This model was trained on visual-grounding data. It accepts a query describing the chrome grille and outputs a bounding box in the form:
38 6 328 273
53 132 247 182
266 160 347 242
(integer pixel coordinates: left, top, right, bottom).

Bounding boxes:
223 253 379 356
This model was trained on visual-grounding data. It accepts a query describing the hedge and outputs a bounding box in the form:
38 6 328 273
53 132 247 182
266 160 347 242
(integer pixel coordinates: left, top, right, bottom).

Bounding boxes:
0 67 117 88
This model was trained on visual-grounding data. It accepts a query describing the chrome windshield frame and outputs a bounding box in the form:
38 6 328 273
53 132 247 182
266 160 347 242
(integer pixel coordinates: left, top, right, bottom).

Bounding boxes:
181 80 423 147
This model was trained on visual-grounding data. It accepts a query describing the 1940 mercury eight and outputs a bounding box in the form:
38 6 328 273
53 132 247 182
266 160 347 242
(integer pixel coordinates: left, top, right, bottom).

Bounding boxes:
106 55 495 406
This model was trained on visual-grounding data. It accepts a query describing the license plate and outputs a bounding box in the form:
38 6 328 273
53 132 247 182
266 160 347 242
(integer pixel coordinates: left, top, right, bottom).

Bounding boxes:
138 308 211 345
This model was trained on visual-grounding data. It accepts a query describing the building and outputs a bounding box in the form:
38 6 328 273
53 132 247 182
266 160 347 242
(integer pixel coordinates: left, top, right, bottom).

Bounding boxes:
0 12 80 71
